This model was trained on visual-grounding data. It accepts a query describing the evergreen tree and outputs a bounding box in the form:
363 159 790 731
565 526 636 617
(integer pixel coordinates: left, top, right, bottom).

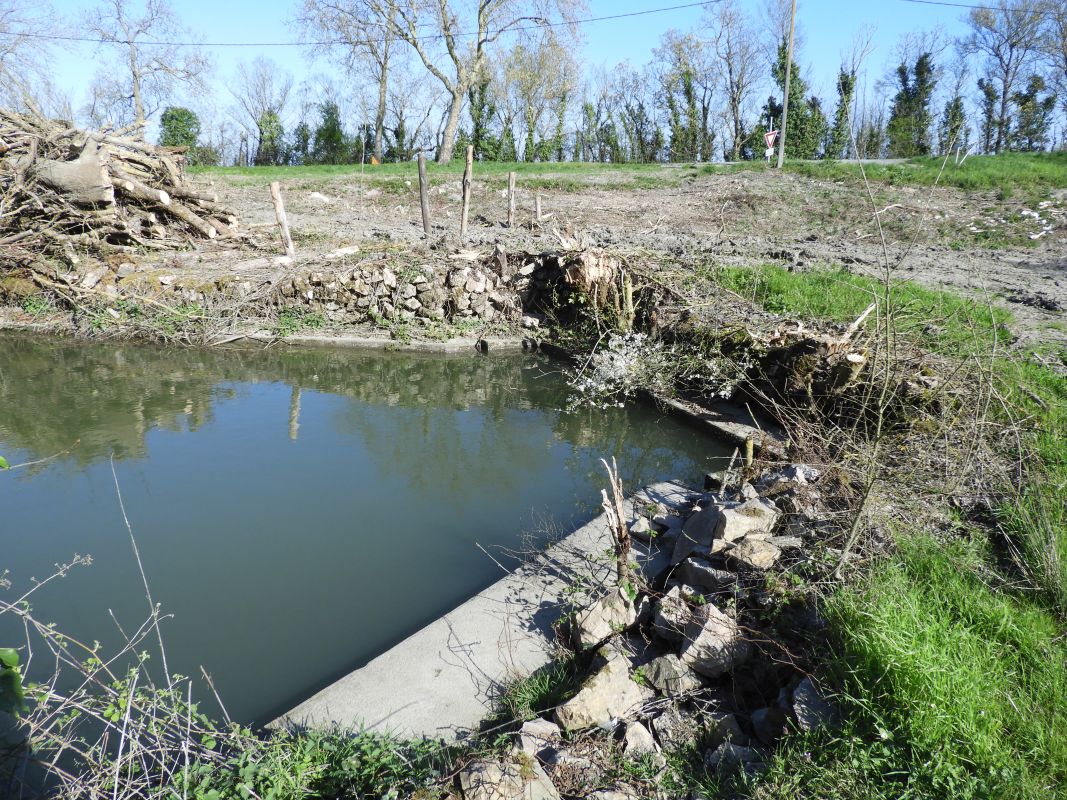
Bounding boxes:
761 38 823 159
886 52 937 157
254 111 285 166
977 77 999 154
290 120 313 165
825 68 856 159
159 106 200 149
1011 74 1056 151
937 94 968 154
311 102 349 164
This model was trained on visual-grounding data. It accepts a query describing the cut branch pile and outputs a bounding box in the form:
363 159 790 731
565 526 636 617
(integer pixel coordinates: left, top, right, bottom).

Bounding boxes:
0 109 240 260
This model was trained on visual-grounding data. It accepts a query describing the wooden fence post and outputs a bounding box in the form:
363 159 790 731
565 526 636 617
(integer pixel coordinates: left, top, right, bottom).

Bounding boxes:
534 192 542 223
417 152 431 236
269 181 295 258
460 145 473 240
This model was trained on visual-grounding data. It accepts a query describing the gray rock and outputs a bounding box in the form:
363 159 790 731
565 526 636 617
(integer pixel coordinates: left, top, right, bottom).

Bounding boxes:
768 535 803 550
572 588 640 650
652 586 690 644
555 653 654 731
80 266 109 289
716 498 779 542
792 676 839 732
622 721 658 756
587 792 638 800
672 503 726 564
643 654 702 696
740 482 759 500
459 758 560 800
518 263 536 277
677 559 737 594
728 539 782 570
381 267 397 289
115 262 136 279
518 718 560 760
401 282 417 299
703 470 729 491
628 516 652 540
652 513 684 533
750 706 789 745
703 742 760 773
651 704 702 750
705 711 747 748
679 603 751 678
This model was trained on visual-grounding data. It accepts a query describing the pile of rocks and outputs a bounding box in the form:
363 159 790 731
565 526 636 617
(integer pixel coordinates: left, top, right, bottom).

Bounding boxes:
456 464 838 800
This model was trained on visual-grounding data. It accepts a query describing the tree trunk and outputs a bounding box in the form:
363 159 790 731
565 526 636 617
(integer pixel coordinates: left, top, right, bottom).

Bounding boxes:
30 140 115 206
437 90 465 164
375 51 389 162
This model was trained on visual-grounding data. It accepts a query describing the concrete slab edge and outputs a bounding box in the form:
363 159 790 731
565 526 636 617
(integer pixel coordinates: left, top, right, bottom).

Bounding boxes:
273 481 696 741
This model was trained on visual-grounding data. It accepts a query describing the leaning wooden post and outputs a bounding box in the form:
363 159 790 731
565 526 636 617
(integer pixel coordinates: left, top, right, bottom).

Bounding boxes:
744 436 754 468
269 181 295 258
459 145 473 240
417 152 431 236
507 170 517 227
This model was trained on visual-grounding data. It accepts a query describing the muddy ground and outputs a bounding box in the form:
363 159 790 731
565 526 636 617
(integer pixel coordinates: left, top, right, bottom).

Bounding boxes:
202 164 1066 348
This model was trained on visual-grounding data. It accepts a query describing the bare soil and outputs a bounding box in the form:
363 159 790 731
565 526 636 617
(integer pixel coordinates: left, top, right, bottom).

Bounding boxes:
200 165 1066 349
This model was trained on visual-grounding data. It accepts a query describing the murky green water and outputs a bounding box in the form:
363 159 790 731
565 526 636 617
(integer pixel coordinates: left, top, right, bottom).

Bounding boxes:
0 332 729 724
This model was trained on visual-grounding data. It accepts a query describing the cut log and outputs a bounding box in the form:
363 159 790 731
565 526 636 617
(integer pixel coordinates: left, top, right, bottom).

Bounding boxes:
110 165 171 206
161 202 217 239
29 139 114 206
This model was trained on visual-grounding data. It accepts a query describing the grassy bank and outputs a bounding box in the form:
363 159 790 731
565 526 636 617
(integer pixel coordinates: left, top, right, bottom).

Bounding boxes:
714 151 1067 195
707 262 1067 800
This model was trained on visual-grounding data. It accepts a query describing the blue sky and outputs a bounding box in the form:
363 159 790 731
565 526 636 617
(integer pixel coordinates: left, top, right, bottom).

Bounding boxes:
43 0 967 126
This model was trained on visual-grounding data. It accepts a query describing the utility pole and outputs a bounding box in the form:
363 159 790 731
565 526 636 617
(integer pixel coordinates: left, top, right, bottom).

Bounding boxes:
776 0 798 169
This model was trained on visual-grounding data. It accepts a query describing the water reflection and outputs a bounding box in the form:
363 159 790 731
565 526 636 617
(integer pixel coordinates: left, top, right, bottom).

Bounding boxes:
0 332 729 724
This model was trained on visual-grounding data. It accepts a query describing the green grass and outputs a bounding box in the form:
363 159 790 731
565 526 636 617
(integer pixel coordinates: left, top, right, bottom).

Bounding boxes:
747 536 1067 800
179 727 458 799
193 160 685 191
273 306 327 337
709 152 1067 195
713 262 1011 356
705 262 1067 799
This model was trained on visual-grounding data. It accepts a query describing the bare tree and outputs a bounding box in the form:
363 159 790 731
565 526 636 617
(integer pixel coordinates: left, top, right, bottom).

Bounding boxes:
1039 0 1067 115
83 0 210 134
231 57 294 165
0 0 67 113
705 0 761 161
960 0 1045 152
498 29 578 161
343 0 583 163
299 0 398 163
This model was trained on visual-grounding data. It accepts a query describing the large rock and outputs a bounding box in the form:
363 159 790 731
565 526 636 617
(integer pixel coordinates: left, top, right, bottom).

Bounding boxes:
651 703 702 751
676 558 737 594
643 654 702 696
716 498 779 542
572 588 640 650
555 653 654 731
679 604 751 678
703 742 760 773
622 721 658 756
728 539 782 571
518 718 561 760
792 676 839 732
652 586 691 644
459 758 560 800
672 503 725 563
706 711 747 748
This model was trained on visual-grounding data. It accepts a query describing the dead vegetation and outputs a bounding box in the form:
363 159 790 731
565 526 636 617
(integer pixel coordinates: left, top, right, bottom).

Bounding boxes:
0 110 242 262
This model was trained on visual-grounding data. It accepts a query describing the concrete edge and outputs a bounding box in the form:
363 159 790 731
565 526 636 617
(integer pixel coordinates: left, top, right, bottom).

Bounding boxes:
273 481 696 741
